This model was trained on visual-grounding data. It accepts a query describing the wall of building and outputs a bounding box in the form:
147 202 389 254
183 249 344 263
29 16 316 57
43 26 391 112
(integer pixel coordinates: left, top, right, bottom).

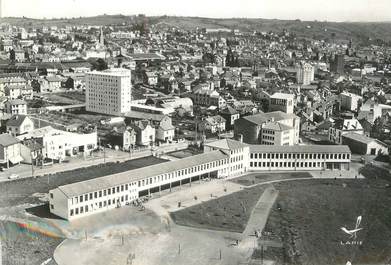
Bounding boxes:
49 189 69 220
234 119 260 144
249 151 351 171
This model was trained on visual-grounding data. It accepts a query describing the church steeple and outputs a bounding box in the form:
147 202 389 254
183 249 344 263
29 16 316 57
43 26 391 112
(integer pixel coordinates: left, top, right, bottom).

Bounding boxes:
100 27 105 46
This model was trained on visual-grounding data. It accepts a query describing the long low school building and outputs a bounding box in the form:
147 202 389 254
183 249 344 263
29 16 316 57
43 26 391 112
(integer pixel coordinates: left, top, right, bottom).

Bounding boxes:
49 139 351 220
248 145 351 171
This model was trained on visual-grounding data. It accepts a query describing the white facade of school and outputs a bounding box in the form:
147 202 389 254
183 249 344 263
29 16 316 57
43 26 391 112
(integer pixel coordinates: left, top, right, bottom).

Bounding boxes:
49 139 351 220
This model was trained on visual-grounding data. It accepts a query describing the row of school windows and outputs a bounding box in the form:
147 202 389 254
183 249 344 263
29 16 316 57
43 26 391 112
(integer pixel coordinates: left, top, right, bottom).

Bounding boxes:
70 194 135 216
250 161 326 168
231 164 243 171
250 152 350 160
70 183 137 205
138 159 229 187
230 155 243 163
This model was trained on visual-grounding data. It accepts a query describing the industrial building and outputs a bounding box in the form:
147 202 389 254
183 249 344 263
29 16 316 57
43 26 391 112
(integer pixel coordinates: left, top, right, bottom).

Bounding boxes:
342 133 388 156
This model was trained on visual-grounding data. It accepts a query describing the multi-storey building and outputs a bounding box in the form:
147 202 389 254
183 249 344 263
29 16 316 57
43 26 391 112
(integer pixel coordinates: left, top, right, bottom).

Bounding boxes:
234 111 300 145
340 92 362 112
296 62 314 85
4 99 27 115
49 139 351 220
86 68 132 116
269 93 295 114
191 88 226 109
330 54 345 75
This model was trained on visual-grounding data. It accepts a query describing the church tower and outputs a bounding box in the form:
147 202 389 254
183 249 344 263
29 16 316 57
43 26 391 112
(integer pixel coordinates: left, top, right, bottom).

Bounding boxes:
100 27 105 46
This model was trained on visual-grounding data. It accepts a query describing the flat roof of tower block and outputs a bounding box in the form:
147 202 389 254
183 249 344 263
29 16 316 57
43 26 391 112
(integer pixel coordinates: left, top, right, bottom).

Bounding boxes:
87 68 131 77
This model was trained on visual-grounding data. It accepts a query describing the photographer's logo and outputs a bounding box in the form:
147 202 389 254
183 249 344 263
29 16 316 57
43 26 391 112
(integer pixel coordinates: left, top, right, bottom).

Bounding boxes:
340 216 363 246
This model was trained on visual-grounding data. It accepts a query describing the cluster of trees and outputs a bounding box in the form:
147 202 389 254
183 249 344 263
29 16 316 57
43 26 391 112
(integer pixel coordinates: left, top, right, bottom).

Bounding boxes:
226 49 239 67
202 52 217 64
89 58 108 71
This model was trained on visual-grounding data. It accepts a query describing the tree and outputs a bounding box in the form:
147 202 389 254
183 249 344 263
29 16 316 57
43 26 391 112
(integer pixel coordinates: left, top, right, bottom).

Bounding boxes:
371 117 385 138
9 49 15 62
91 58 108 71
260 98 269 112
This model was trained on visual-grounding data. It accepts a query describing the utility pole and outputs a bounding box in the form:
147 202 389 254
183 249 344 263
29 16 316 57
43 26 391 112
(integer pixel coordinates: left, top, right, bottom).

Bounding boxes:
30 152 34 178
103 146 106 163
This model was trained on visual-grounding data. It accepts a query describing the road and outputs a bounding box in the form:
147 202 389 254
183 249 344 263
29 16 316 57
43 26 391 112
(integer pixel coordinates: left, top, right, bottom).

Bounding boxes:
0 141 188 182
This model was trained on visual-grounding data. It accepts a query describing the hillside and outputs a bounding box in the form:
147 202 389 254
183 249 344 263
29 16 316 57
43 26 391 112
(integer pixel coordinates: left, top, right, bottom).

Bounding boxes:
1 15 391 42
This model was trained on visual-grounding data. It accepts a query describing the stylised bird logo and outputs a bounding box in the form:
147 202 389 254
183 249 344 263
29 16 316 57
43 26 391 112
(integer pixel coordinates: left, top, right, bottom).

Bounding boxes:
341 216 362 239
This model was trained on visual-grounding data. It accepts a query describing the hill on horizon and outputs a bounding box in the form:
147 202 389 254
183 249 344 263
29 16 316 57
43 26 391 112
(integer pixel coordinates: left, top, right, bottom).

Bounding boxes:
1 14 391 43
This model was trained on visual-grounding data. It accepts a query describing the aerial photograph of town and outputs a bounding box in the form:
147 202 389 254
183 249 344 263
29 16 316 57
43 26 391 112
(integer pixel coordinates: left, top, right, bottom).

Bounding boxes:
0 0 390 264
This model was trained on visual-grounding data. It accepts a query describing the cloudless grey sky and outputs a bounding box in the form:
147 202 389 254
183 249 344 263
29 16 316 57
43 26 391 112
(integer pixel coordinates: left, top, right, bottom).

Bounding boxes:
2 0 391 22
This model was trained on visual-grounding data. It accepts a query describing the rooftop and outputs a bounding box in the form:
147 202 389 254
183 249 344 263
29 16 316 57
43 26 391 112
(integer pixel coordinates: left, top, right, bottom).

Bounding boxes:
342 133 387 146
204 138 248 150
0 133 19 147
250 144 351 154
55 150 228 198
242 111 298 125
6 115 31 127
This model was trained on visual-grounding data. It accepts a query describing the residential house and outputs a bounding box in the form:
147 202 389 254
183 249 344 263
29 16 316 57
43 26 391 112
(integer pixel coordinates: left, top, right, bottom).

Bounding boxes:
123 127 137 151
20 138 44 165
0 133 23 168
4 99 27 115
45 76 63 92
199 115 226 134
328 118 364 144
6 115 34 136
156 116 175 142
130 120 156 146
144 72 158 86
192 87 226 109
220 106 240 130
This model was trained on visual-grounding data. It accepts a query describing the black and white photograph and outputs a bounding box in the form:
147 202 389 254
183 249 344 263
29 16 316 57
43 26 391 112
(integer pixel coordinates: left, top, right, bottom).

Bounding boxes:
0 0 390 264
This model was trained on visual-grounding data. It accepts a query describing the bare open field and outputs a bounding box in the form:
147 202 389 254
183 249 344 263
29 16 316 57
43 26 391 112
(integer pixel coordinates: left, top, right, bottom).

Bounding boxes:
263 169 391 265
170 184 267 233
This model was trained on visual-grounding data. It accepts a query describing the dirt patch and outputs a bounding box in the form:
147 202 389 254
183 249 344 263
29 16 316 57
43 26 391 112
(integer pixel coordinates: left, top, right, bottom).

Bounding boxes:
170 185 266 233
0 220 63 265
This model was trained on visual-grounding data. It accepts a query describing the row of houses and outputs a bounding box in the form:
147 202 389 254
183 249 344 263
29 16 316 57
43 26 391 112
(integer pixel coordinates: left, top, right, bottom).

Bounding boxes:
0 126 97 168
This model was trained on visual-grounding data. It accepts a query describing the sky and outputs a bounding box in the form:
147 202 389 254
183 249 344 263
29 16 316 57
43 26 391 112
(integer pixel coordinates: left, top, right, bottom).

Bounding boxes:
2 0 391 22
